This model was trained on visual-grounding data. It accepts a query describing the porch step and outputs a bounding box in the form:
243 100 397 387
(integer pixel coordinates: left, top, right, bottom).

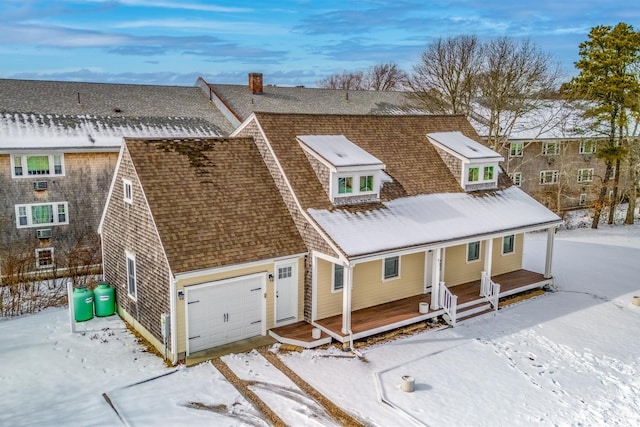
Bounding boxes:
456 302 494 321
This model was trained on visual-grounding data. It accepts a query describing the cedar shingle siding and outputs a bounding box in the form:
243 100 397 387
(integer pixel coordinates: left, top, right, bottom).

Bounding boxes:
101 145 171 344
101 137 306 350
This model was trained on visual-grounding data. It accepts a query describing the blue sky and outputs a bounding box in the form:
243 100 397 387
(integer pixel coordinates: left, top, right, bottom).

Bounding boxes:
0 1 637 87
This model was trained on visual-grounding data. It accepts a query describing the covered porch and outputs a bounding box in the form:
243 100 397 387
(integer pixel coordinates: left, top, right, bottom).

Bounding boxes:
271 268 550 347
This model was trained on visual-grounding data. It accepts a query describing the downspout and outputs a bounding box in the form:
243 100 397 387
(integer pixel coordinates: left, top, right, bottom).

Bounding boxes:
169 275 178 365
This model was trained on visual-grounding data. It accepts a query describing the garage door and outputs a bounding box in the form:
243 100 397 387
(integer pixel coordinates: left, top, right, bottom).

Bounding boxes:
186 274 264 355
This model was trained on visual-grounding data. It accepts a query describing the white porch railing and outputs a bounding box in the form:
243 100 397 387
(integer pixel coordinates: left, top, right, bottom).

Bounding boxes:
480 271 501 311
439 282 458 326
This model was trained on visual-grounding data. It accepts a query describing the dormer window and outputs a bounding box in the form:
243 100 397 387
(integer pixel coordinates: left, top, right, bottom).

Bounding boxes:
360 175 373 192
338 177 353 194
297 135 385 205
428 131 503 192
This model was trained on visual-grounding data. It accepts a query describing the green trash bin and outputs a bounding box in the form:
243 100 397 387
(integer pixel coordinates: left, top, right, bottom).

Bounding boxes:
93 283 115 317
73 286 94 322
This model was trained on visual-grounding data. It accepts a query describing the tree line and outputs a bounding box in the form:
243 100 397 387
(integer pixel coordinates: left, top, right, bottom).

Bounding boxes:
317 24 640 229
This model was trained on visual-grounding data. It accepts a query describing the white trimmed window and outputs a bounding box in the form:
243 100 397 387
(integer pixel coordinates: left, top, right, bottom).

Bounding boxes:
467 241 480 262
539 170 559 185
126 252 137 300
466 164 498 186
278 266 292 279
468 167 480 182
509 142 523 157
509 172 522 187
36 248 54 269
338 176 353 194
359 175 374 192
542 141 560 156
15 202 68 228
577 168 594 183
579 140 596 154
579 193 587 206
332 264 344 292
383 256 399 280
123 179 133 204
12 154 64 178
502 235 515 254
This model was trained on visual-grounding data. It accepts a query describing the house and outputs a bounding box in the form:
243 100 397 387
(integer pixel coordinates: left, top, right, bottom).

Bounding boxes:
233 113 561 348
0 79 232 275
232 112 560 348
100 112 560 362
99 137 307 363
196 73 424 128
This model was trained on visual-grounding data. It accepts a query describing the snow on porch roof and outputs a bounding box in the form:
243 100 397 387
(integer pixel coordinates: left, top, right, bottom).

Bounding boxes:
428 131 502 161
308 186 561 257
297 134 384 168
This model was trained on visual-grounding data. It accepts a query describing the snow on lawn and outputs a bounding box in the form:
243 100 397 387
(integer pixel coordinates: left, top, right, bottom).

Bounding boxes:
281 225 640 426
1 224 640 426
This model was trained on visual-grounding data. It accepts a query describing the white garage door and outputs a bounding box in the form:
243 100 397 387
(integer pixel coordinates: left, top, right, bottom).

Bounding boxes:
186 274 264 355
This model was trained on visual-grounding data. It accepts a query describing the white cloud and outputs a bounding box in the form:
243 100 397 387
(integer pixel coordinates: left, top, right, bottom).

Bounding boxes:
117 0 252 13
112 18 288 35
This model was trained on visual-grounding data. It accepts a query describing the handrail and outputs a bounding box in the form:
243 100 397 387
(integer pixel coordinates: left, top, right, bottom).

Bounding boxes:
439 282 458 326
480 271 501 311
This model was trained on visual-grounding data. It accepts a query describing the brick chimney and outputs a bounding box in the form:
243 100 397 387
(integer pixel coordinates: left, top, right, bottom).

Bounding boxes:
248 73 263 94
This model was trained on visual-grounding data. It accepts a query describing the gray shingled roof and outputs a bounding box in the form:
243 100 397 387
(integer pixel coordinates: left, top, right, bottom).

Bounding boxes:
0 112 225 150
205 81 426 123
0 79 235 139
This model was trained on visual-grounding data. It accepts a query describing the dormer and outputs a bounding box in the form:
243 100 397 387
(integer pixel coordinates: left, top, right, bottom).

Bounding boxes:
427 131 503 192
297 135 385 205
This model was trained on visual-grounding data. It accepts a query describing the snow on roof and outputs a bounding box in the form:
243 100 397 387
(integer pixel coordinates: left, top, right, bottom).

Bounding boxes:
0 112 223 151
309 186 561 257
428 131 502 160
297 134 384 168
468 100 629 141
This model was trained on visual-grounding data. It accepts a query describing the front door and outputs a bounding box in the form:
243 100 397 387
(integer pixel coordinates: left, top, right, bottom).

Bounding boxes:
275 262 297 324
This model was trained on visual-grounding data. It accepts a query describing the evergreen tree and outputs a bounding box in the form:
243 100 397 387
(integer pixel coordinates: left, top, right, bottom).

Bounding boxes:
564 23 640 228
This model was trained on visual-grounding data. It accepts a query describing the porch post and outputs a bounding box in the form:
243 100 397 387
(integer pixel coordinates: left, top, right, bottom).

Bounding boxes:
431 248 442 310
544 227 555 279
341 265 353 334
483 238 493 277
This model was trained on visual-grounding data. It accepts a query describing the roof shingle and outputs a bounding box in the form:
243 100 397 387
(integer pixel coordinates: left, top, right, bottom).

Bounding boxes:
125 137 306 274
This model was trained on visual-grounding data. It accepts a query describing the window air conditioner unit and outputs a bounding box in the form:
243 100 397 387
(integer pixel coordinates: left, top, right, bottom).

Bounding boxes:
33 181 48 191
36 229 52 239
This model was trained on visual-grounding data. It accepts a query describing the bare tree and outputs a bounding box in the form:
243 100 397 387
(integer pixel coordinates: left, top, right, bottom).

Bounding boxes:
365 63 408 90
317 70 366 90
477 37 560 152
407 35 483 114
316 62 407 91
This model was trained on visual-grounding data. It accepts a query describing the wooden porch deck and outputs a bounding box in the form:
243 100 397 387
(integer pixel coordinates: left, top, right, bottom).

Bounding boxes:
271 269 550 347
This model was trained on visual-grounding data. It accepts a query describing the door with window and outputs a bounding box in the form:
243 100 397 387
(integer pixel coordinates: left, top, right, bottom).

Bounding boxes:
275 261 298 325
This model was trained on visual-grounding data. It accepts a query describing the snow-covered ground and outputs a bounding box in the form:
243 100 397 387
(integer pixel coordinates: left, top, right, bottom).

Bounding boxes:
2 223 639 426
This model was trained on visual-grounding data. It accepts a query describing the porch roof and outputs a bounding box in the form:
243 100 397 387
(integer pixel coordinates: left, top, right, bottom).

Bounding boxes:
308 185 561 257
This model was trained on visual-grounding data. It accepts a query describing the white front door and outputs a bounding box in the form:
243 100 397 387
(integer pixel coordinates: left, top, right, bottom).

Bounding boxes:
275 262 297 324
